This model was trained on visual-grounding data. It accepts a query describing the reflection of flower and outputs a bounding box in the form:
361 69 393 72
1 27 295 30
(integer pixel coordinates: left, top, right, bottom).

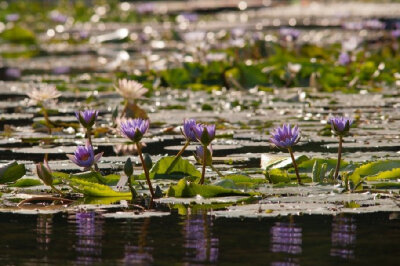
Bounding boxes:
183 214 219 263
270 222 302 255
115 79 148 102
75 212 103 264
124 245 154 265
67 141 103 169
330 216 356 259
27 85 61 104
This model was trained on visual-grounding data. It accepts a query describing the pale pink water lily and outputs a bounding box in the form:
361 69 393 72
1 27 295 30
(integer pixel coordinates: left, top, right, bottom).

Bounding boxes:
27 85 61 104
115 79 148 102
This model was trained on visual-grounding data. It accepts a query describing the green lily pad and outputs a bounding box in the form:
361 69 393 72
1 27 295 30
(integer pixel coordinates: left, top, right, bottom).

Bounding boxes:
167 178 250 198
69 178 131 197
10 178 42 187
0 161 26 184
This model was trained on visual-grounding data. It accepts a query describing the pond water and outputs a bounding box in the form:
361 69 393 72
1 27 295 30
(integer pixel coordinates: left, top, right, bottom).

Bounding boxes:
0 212 398 265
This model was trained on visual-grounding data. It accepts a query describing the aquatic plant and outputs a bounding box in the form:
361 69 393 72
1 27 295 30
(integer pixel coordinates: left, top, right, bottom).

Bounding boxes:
270 124 302 184
192 123 216 184
194 145 223 177
27 85 61 133
36 159 63 195
166 119 197 174
329 116 353 180
67 141 103 171
75 110 98 144
124 157 137 200
120 118 155 198
115 79 148 118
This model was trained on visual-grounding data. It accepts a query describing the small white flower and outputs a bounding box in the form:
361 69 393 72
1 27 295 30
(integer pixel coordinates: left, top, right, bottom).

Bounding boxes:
27 85 61 104
288 63 302 74
115 79 148 102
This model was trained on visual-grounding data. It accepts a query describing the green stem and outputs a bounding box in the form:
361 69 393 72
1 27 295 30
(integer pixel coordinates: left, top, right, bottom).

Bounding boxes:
127 175 137 202
288 147 302 185
166 140 190 174
41 105 53 134
136 142 155 198
334 136 343 181
50 185 64 196
210 164 224 178
120 101 129 118
87 128 99 172
199 145 207 185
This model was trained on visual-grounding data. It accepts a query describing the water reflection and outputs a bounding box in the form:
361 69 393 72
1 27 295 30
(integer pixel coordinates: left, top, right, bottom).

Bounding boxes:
123 218 154 265
183 213 219 264
36 214 53 251
270 220 302 266
330 216 356 260
74 211 103 265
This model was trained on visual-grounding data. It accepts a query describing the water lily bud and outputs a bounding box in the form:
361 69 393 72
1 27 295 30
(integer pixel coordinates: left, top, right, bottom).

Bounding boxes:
124 157 133 177
36 161 53 186
143 153 153 170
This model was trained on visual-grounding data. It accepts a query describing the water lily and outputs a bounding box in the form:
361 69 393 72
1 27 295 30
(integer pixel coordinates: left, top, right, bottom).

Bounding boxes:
288 63 302 74
27 85 61 104
329 116 353 180
120 118 154 199
191 123 216 184
338 52 351 66
115 79 148 102
75 110 98 129
67 141 103 170
270 124 300 149
192 123 216 146
195 145 212 166
270 124 302 184
120 118 149 143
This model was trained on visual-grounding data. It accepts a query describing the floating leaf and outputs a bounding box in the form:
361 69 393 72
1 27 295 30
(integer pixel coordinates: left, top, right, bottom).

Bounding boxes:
140 156 201 180
167 178 250 198
10 178 41 187
0 161 26 184
69 178 131 197
266 169 309 184
349 160 400 186
222 174 267 188
52 171 120 185
365 168 400 181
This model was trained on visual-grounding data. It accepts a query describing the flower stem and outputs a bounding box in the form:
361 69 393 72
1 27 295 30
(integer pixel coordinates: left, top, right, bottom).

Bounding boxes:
166 140 190 174
210 164 224 178
87 128 99 172
136 142 155 198
127 175 137 201
41 105 52 134
120 101 128 118
199 144 207 185
50 184 64 196
334 136 343 181
288 147 302 185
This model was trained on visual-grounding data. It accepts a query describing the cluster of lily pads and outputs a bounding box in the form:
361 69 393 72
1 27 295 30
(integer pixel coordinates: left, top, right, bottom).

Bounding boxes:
20 78 358 208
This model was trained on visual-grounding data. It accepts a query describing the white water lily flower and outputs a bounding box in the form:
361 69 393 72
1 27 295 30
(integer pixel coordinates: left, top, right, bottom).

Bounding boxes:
115 79 148 102
27 85 61 103
288 63 302 74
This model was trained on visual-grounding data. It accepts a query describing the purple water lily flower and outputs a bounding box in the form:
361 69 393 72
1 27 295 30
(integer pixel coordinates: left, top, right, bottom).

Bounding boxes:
338 52 351 66
279 27 300 41
181 119 197 142
75 110 98 129
329 116 353 136
6 13 19 22
192 124 216 146
270 124 301 149
195 145 213 165
67 142 103 169
120 118 149 143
